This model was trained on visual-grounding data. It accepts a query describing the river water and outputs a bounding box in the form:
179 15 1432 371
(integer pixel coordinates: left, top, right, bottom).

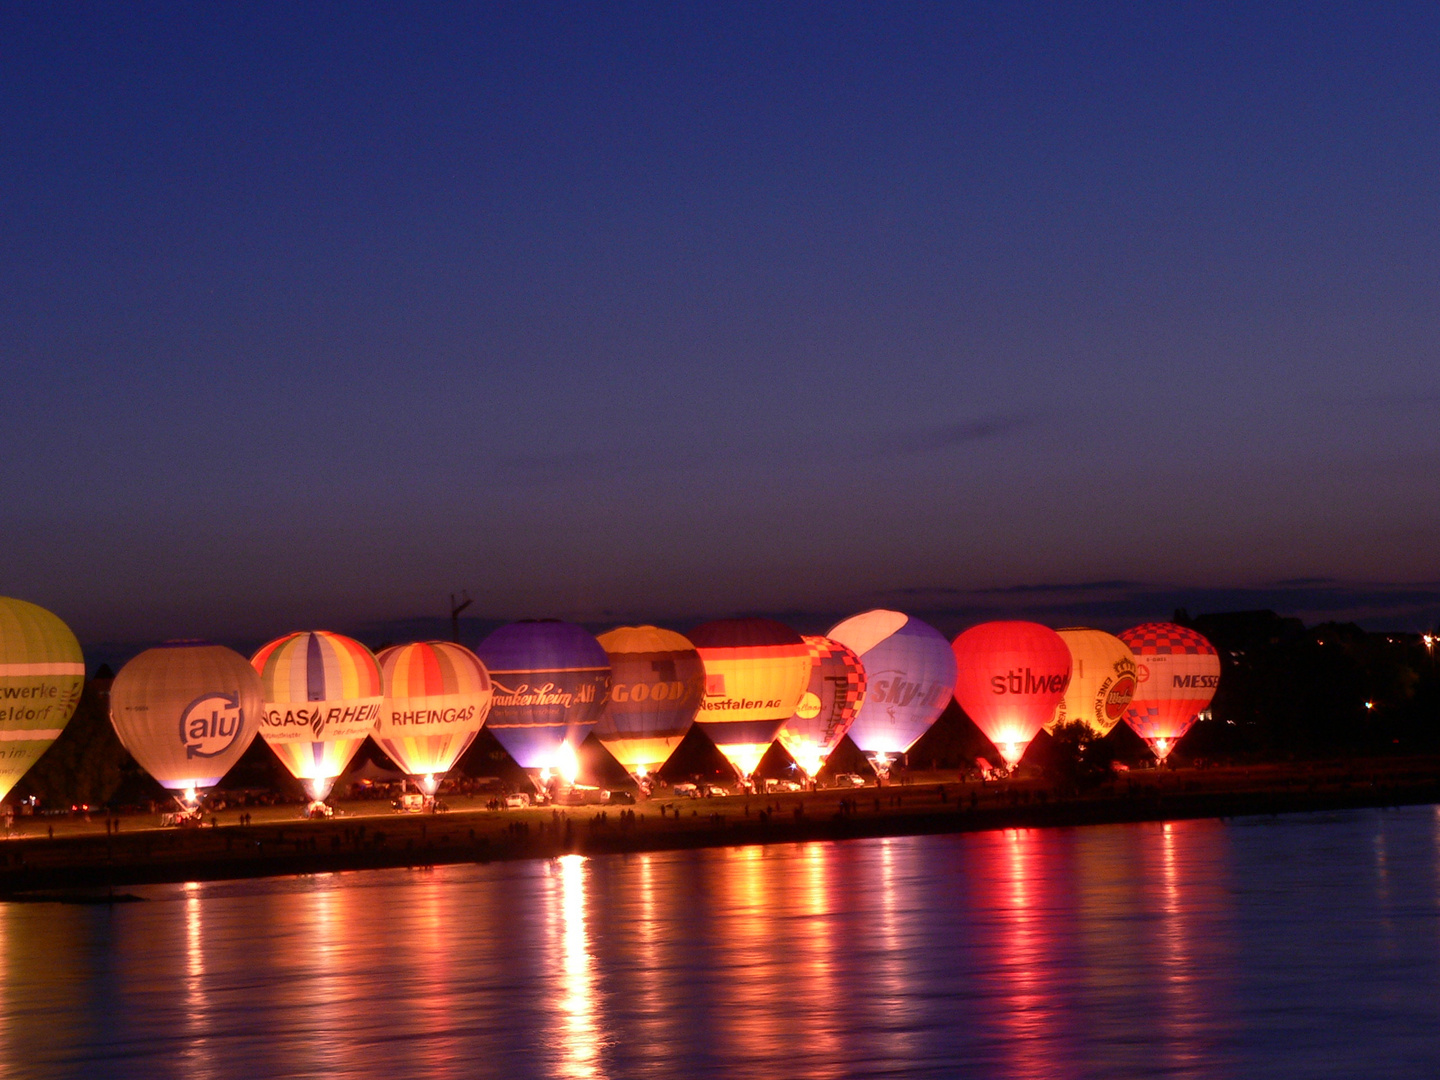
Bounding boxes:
2 805 1438 1078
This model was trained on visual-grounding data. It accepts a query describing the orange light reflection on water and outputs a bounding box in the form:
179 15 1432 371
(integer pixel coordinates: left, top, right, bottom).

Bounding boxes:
548 853 602 1079
797 843 844 1077
180 882 217 1079
713 844 790 1069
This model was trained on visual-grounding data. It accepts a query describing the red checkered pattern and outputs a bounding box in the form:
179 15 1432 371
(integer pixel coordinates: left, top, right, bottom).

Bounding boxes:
1120 623 1216 657
803 635 867 723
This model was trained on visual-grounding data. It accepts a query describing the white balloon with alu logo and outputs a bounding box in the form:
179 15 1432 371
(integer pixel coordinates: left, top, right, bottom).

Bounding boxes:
109 641 262 805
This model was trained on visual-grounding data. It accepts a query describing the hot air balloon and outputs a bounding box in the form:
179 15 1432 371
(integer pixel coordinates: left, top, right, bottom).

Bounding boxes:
477 620 610 780
777 635 866 779
826 610 956 771
1118 623 1220 761
251 631 384 803
688 618 811 779
1047 628 1137 737
952 621 1071 769
375 641 492 798
0 598 85 803
109 641 262 809
593 626 703 779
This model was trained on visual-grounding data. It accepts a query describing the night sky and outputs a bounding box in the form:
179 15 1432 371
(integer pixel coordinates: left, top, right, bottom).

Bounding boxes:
4 3 1438 659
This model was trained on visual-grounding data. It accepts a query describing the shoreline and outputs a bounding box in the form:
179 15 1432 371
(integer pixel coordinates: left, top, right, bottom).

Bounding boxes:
3 757 1439 894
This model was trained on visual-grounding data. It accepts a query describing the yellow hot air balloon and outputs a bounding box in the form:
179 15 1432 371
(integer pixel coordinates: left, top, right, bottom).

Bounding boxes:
1047 628 1137 737
0 598 85 802
252 631 385 803
689 618 811 778
109 642 262 808
594 625 704 778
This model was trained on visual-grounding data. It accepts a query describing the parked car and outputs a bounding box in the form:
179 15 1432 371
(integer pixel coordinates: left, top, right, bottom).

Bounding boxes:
765 779 803 793
671 783 700 798
504 792 532 809
832 773 867 788
703 784 730 798
603 789 636 805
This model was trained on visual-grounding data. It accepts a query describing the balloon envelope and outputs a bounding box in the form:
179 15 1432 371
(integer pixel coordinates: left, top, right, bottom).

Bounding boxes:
778 635 866 778
375 641 492 788
110 642 262 791
1048 628 1137 737
952 621 1071 767
689 618 811 778
477 620 610 770
252 631 384 801
1119 623 1220 760
593 626 703 776
0 598 85 801
826 610 956 757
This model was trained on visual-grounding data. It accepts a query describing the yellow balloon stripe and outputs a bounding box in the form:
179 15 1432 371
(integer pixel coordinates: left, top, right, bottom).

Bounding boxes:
0 662 85 676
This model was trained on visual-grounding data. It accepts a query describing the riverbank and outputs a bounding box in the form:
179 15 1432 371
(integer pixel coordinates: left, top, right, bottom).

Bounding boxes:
3 756 1438 894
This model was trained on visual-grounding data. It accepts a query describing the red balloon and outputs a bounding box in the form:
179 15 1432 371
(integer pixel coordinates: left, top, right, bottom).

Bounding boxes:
952 621 1071 767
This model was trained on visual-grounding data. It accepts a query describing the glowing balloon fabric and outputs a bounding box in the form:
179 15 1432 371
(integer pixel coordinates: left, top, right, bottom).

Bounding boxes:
251 631 384 801
1119 623 1220 760
110 642 262 791
826 610 956 756
477 620 611 770
375 641 492 789
778 635 866 778
0 598 85 801
1048 628 1137 737
952 621 1071 767
689 618 811 777
593 626 703 775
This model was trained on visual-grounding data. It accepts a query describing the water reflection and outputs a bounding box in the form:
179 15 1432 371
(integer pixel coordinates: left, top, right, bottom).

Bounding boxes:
994 828 1059 1079
181 883 213 1078
795 844 843 1077
550 854 601 1079
1155 822 1204 1074
0 807 1437 1078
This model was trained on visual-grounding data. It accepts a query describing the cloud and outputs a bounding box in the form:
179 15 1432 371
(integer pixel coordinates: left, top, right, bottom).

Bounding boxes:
975 580 1143 596
881 414 1034 456
863 579 1440 636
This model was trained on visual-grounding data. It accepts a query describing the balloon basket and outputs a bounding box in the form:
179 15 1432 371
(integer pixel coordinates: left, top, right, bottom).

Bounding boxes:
162 797 205 828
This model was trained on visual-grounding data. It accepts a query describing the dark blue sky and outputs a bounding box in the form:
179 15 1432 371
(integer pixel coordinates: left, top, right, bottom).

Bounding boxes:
3 2 1438 650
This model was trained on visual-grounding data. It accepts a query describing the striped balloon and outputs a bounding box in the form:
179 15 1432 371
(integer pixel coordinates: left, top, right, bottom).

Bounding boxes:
0 598 85 801
375 641 492 790
251 631 384 800
689 618 811 778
